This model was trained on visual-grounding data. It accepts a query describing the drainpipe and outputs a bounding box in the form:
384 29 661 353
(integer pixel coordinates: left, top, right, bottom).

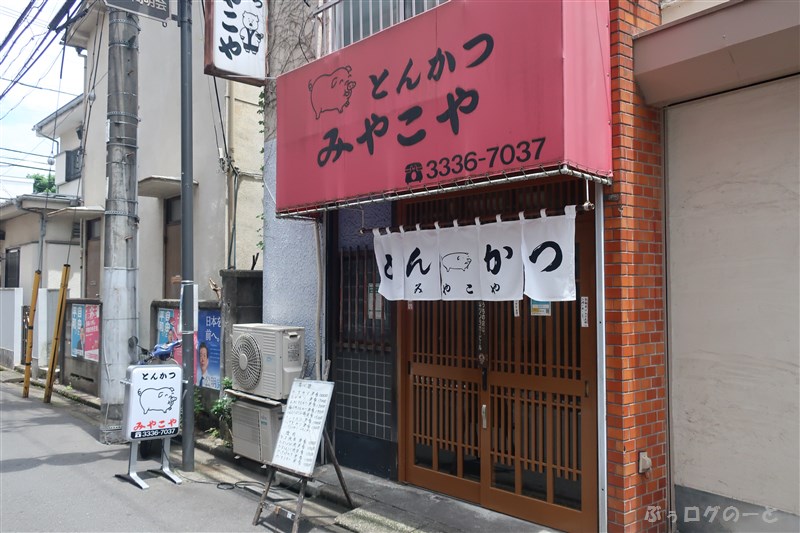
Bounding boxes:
225 80 237 269
595 183 608 532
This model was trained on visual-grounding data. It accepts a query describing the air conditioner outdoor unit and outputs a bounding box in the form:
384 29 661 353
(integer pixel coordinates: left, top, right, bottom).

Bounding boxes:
231 399 283 464
231 324 304 400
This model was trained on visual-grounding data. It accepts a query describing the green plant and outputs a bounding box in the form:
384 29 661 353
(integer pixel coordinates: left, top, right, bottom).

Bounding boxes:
29 172 55 193
193 387 206 422
211 377 235 444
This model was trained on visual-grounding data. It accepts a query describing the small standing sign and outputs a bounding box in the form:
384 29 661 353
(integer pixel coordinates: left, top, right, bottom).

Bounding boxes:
253 380 353 533
270 380 333 477
118 364 183 490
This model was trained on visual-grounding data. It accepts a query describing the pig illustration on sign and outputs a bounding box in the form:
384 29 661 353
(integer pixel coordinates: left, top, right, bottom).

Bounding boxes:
309 66 356 120
441 252 472 272
138 387 177 414
239 12 263 54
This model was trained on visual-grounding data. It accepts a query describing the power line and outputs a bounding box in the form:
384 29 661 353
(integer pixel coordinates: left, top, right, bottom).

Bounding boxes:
0 0 89 103
0 75 78 95
0 147 50 158
1 154 48 162
0 28 60 102
0 161 53 173
0 0 52 71
0 0 37 54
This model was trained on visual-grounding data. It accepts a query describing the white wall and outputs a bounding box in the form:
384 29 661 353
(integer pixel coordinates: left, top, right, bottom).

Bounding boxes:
0 288 23 367
32 288 60 375
666 76 800 514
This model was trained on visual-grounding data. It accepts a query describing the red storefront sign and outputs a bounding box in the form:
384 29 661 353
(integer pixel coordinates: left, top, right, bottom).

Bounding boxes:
276 0 610 214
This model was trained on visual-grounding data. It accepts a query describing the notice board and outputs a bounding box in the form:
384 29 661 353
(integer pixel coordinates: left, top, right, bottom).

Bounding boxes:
270 379 334 477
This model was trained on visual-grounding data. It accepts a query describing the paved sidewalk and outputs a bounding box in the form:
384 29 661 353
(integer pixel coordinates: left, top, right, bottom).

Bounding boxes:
1 366 556 533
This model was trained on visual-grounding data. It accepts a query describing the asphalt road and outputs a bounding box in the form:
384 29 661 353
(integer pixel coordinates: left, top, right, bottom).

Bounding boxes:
0 380 342 532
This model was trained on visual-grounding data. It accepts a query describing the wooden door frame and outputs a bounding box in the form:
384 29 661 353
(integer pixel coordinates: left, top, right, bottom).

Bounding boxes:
395 180 605 531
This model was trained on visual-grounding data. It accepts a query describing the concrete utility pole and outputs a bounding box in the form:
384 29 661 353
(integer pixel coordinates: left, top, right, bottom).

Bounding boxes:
100 8 139 444
178 0 195 471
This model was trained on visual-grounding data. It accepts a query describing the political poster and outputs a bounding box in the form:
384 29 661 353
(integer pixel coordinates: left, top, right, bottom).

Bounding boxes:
83 304 100 361
156 308 182 365
196 309 222 390
70 304 85 357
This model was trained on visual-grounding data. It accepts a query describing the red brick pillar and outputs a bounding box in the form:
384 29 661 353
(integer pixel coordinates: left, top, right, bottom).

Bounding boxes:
606 1 666 532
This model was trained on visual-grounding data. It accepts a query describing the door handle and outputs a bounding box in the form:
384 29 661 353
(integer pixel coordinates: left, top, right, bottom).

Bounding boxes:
481 404 487 429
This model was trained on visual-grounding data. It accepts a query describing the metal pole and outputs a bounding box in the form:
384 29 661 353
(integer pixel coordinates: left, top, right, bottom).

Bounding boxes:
178 0 195 471
100 9 139 443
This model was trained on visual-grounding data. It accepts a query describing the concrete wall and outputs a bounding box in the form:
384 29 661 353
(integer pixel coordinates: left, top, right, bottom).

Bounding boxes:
666 77 800 516
220 269 263 381
229 83 264 271
0 288 22 367
262 140 321 373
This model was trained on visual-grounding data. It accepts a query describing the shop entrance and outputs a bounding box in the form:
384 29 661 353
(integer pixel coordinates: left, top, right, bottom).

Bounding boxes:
399 180 598 532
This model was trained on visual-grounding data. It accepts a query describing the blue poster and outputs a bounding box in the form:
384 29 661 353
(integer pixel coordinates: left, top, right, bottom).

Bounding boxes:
196 310 221 389
70 304 85 357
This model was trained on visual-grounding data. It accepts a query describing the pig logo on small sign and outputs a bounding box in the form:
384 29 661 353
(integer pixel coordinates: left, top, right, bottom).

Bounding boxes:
309 66 357 120
138 387 177 414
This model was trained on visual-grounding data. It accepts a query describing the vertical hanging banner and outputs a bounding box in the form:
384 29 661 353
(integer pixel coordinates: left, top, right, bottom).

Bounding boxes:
373 229 405 300
402 227 441 301
438 223 481 301
478 218 524 301
522 207 576 301
203 0 268 86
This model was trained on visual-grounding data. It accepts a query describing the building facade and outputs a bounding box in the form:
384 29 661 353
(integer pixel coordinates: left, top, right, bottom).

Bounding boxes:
262 0 798 532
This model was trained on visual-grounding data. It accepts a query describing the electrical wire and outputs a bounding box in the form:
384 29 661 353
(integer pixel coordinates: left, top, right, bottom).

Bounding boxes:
0 0 37 54
0 161 53 172
0 75 78 94
0 147 51 158
0 39 73 120
0 28 60 102
0 0 52 70
0 0 89 102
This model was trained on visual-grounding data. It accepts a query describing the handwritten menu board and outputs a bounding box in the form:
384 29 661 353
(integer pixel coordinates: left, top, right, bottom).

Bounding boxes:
269 379 334 477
